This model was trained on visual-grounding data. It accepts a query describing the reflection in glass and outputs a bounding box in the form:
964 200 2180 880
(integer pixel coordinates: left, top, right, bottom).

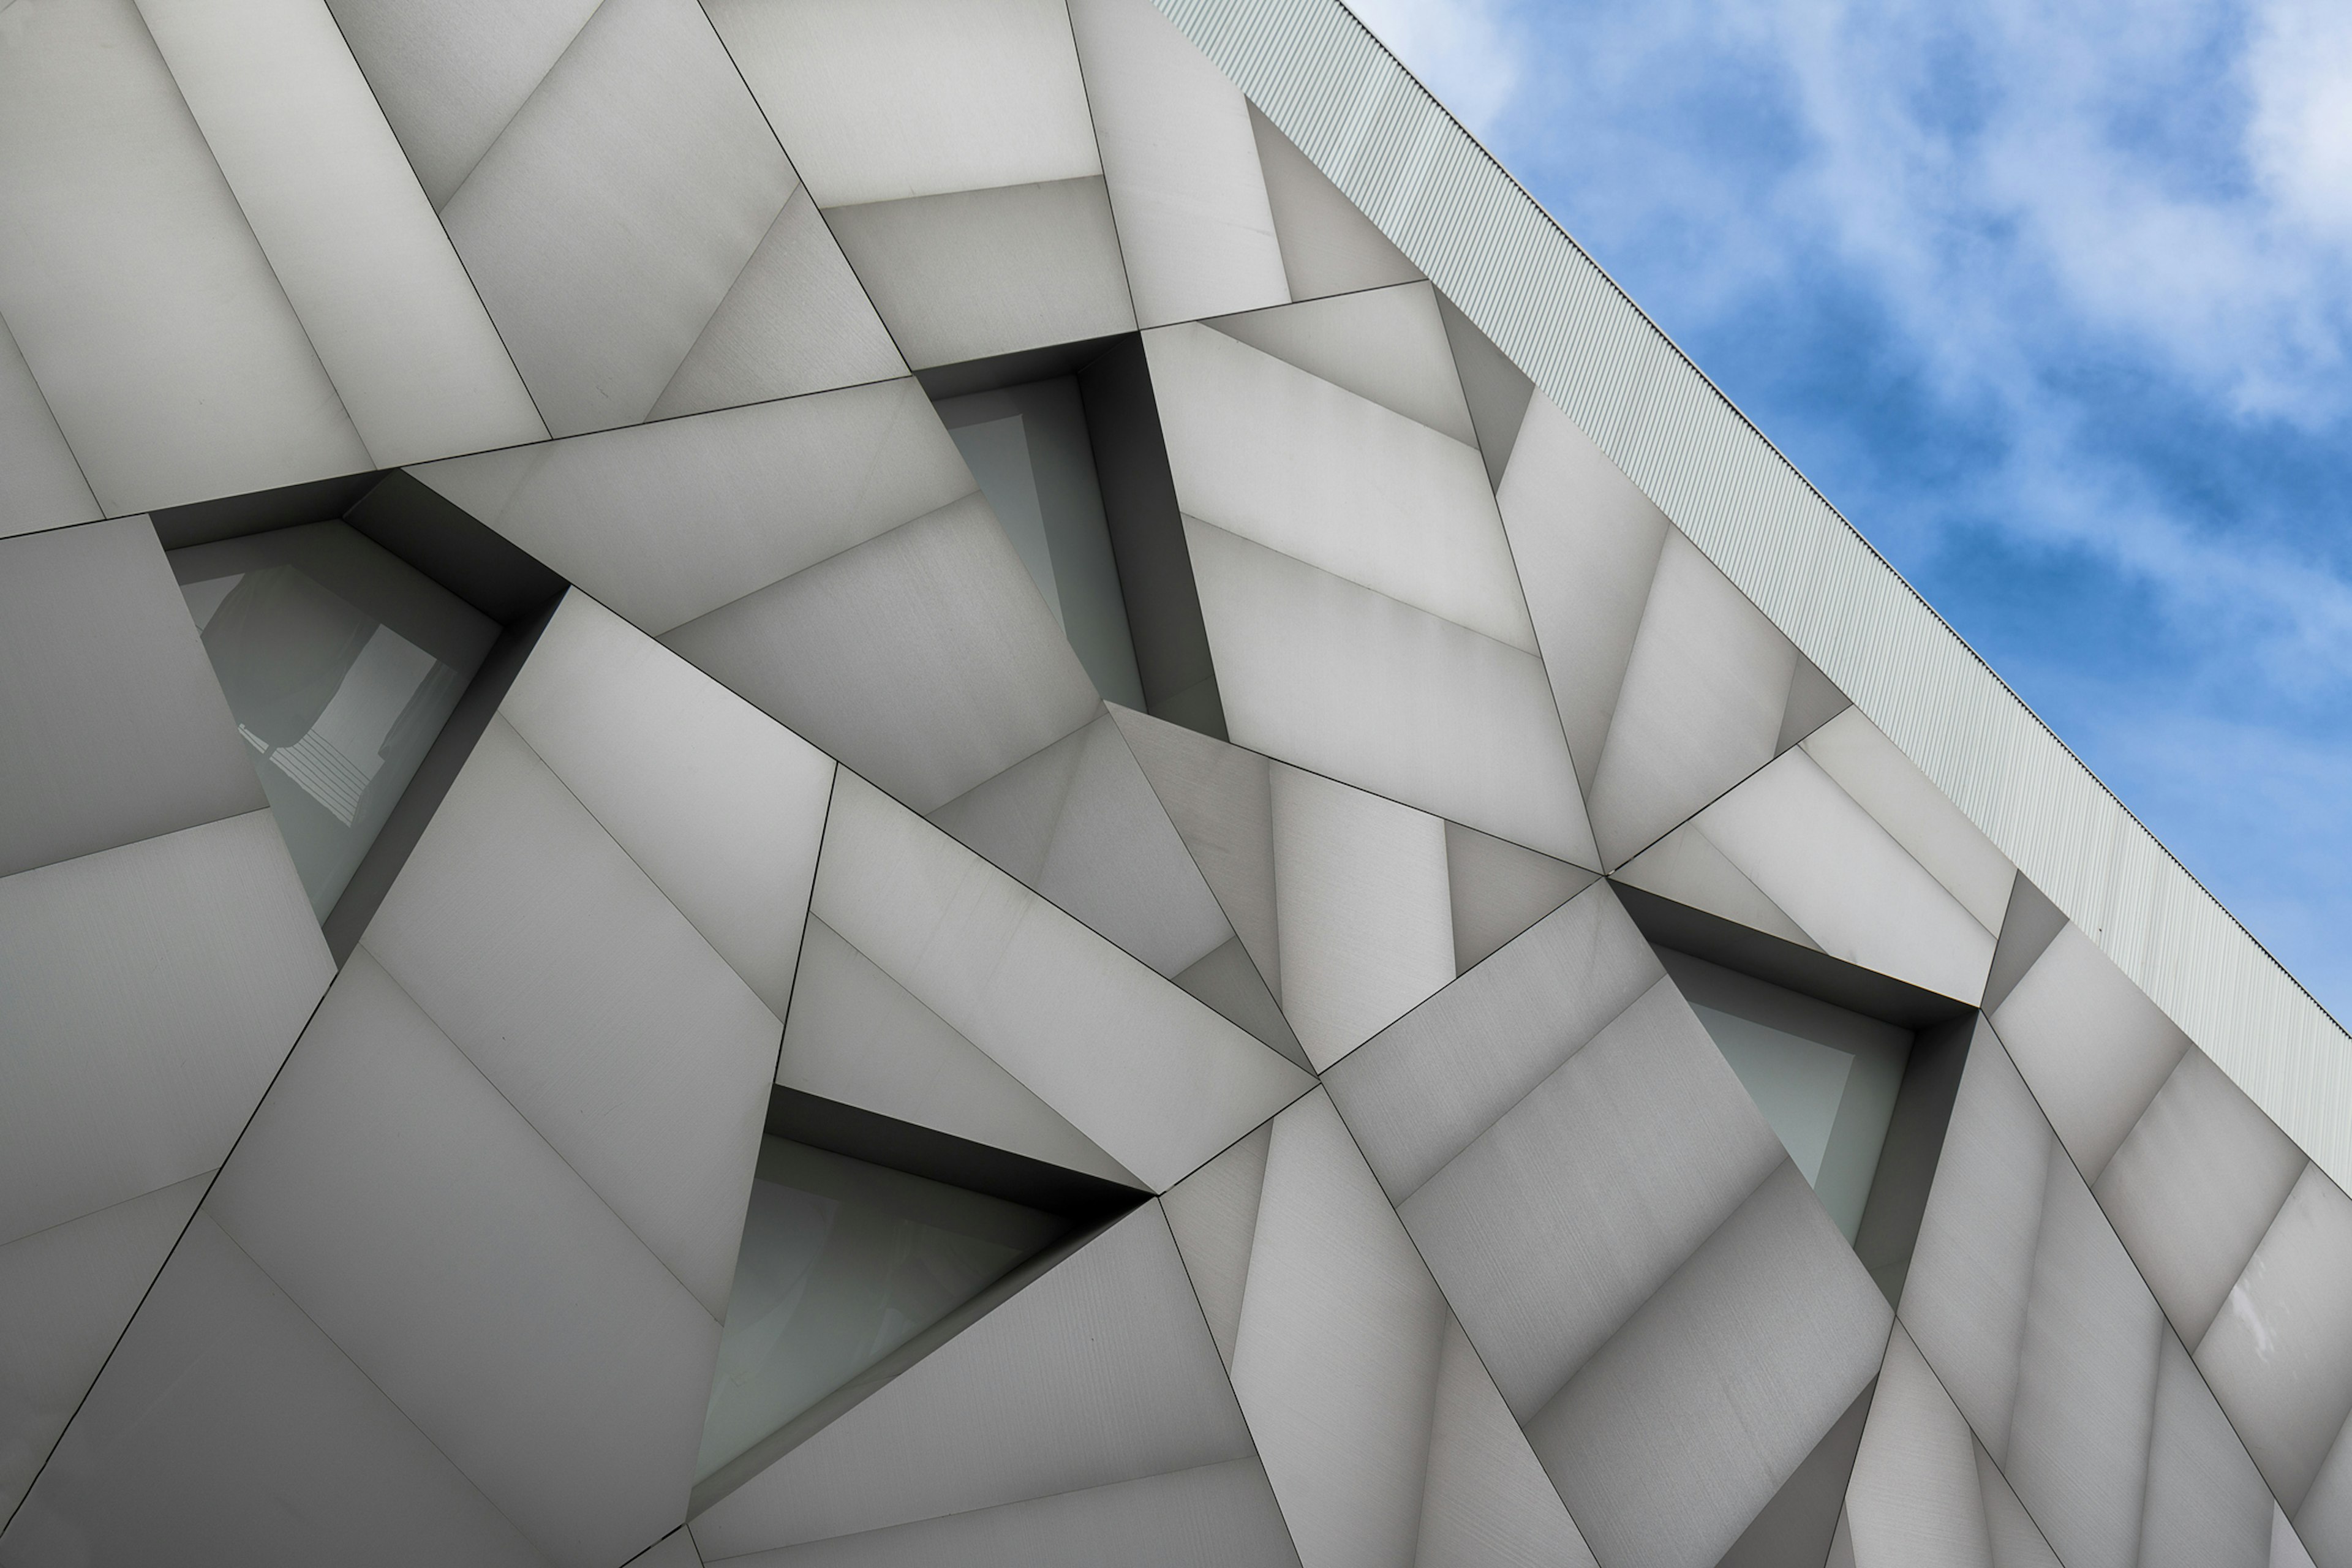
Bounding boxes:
698 1137 1068 1482
170 522 497 921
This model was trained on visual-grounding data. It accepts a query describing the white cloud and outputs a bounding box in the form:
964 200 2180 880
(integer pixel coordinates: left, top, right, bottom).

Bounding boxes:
1335 0 1525 135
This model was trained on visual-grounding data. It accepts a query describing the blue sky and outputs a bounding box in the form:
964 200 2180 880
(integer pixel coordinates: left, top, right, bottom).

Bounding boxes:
1346 0 2352 1021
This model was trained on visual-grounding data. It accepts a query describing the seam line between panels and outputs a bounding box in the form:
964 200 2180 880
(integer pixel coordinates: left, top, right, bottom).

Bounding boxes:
0 303 103 522
638 190 796 423
763 763 840 1090
1890 1292 2075 1564
1054 0 1152 341
431 0 610 222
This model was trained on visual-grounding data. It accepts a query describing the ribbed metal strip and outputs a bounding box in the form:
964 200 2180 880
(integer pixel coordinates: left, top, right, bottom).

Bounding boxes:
1154 0 2352 1184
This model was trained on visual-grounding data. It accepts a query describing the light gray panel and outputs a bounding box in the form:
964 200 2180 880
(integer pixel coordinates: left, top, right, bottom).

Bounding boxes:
1444 818 1600 973
1208 282 1479 444
1150 322 1534 651
663 494 1105 813
702 0 1102 208
1845 1324 1996 1568
0 0 370 515
778 918 1141 1188
2095 1047 2309 1346
1494 393 1672 796
0 1171 206 1520
1803 708 2011 935
928 719 1087 887
1186 516 1596 863
439 0 797 437
649 185 910 422
1615 822 1820 949
1777 653 1854 753
497 592 837 1020
809 772 1311 1191
2296 1428 2352 1568
1991 921 2193 1183
1432 288 1536 489
1585 530 1800 870
1526 1162 1893 1568
688 1205 1256 1556
0 309 96 538
1401 979 1787 1419
361 716 782 1318
323 0 600 209
1323 883 1663 1203
1175 937 1310 1071
1981 875 2067 1015
2198 1166 2352 1510
0 1213 546 1568
1977 1445 2065 1568
135 0 548 466
1246 104 1422 300
2139 1329 2275 1568
712 1457 1301 1568
2276 1503 2324 1568
1108 703 1281 1000
1066 0 1289 326
1416 1315 1600 1568
1161 1123 1275 1370
0 517 265 880
1226 1090 1449 1568
629 1530 703 1568
1268 763 1455 1071
824 178 1137 371
205 949 715 1568
1716 1379 1874 1568
0 811 330 1249
414 376 971 638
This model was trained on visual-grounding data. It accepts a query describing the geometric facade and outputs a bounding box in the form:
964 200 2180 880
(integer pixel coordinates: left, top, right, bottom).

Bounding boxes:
0 1 2346 1566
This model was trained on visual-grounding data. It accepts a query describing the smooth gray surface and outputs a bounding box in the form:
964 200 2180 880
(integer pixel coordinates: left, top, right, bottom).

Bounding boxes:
825 178 1137 370
1207 282 1479 445
497 592 835 1021
1526 1162 1893 1568
206 949 717 1567
1714 1379 1874 1568
1803 708 2014 936
2295 1424 2352 1568
1433 290 1535 489
439 0 797 436
1417 1314 1600 1568
0 518 265 880
1 1213 549 1568
1160 1121 1274 1370
1174 935 1308 1069
1778 653 1855 753
1246 104 1422 301
2095 1046 2309 1346
0 309 96 538
663 494 1104 814
1444 819 1599 974
1615 820 1819 949
0 810 330 1250
2140 1329 2276 1568
688 1205 1256 1556
1068 0 1289 328
413 377 973 638
629 1530 704 1568
1981 875 2068 1016
1845 1324 1999 1568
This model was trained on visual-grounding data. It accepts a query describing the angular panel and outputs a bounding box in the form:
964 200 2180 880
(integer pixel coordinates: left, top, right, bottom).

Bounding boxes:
630 1531 703 1568
1245 105 1422 301
137 0 548 466
496 592 836 1019
1801 708 2011 935
809 772 1311 1191
1715 1379 1874 1568
662 494 1104 813
2140 1330 2276 1568
2299 1428 2352 1568
1433 288 1536 489
438 0 797 436
0 309 97 538
1160 1122 1273 1370
1067 0 1290 327
1186 516 1596 863
0 1213 546 1568
1417 1316 1600 1568
1777 653 1853 752
360 716 782 1317
1207 282 1479 444
1174 936 1310 1070
413 377 971 638
1615 820 1819 950
1444 818 1599 974
824 178 1137 370
1981 874 2067 1015
1268 764 1455 1071
1845 1323 2003 1568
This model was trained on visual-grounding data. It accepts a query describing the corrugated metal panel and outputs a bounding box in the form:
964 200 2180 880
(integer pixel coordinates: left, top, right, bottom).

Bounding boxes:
1155 0 2352 1186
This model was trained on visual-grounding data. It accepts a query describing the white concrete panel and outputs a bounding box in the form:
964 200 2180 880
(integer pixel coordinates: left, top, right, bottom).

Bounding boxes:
1991 922 2194 1183
824 178 1137 370
498 592 835 1020
1443 818 1599 974
810 773 1311 1191
778 918 1140 1188
2140 1329 2275 1568
1978 1446 2066 1568
1585 530 1798 869
1161 1122 1273 1370
1227 1091 1449 1568
1416 1315 1600 1568
662 494 1105 813
1149 322 1533 651
690 1205 1255 1555
1186 517 1596 864
1494 393 1672 794
439 0 797 437
703 0 1102 208
0 0 369 513
1208 282 1477 444
2275 1504 2324 1568
0 311 96 538
1698 748 1997 1003
0 1213 548 1568
1246 104 1421 301
1066 0 1289 326
0 1171 207 1520
137 0 547 467
1845 1324 1997 1568
1803 709 2014 936
2296 1428 2352 1568
361 717 782 1319
414 377 973 637
648 186 909 422
1613 821 1818 949
0 812 331 1250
